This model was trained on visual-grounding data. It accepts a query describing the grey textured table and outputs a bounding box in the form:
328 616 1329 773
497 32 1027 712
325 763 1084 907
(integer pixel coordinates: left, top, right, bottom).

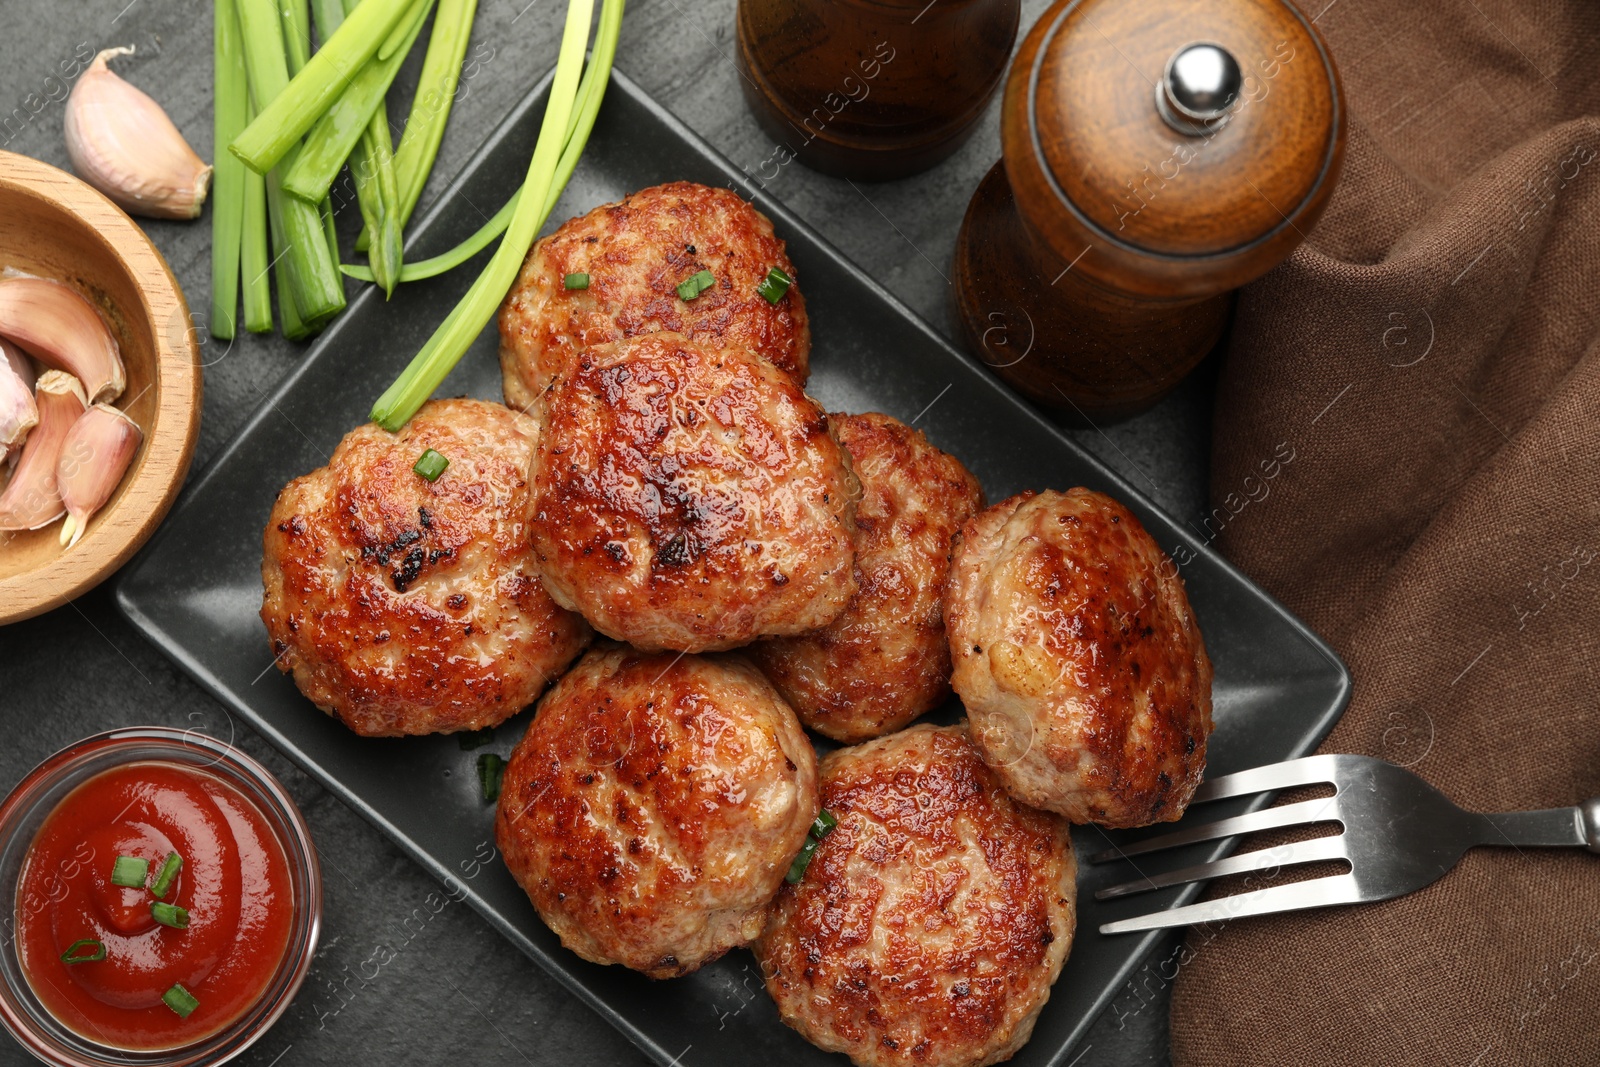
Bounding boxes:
0 2 1214 1064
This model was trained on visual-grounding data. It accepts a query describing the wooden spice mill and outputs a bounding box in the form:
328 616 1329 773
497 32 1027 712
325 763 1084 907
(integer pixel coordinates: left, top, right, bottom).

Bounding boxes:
951 0 1347 420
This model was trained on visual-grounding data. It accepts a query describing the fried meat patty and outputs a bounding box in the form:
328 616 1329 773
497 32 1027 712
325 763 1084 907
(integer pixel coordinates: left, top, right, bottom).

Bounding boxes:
750 413 985 742
755 723 1076 1067
496 644 819 978
498 181 809 413
260 398 591 736
531 332 858 652
944 489 1213 827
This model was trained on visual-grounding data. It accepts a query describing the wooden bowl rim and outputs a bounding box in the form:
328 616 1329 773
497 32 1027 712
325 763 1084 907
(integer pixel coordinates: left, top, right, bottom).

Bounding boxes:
0 150 202 625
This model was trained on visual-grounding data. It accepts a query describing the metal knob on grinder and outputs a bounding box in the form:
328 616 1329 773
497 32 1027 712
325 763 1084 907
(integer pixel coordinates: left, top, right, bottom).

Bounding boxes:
950 0 1346 422
1158 43 1244 133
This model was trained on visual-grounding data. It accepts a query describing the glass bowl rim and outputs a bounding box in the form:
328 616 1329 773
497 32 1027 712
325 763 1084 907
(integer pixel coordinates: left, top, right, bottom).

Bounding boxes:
0 726 322 1067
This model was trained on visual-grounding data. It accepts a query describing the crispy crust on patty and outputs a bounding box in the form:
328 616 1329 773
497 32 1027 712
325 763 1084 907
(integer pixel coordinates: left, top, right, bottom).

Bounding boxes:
531 332 858 652
260 398 591 736
496 644 818 977
944 489 1213 827
751 413 985 742
755 723 1077 1067
498 181 809 413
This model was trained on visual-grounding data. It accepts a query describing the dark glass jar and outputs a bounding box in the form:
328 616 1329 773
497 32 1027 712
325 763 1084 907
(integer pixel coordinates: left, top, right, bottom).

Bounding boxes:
736 0 1020 182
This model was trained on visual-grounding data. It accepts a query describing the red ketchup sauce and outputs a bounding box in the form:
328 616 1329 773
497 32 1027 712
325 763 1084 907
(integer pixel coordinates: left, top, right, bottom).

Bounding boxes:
14 762 294 1050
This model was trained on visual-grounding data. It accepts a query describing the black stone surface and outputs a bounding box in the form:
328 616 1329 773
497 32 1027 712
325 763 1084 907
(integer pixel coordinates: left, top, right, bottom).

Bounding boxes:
0 3 1214 1064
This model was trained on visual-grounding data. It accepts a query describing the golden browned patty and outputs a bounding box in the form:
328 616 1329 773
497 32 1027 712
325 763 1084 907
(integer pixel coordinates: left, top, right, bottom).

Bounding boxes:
496 644 819 978
530 332 858 653
750 413 985 743
260 398 591 737
944 489 1213 827
755 723 1076 1067
497 181 809 414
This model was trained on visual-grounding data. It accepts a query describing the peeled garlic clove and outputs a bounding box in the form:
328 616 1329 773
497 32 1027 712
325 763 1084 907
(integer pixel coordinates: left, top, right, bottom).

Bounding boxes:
0 339 37 456
0 371 86 531
0 276 125 404
64 47 212 220
57 402 143 548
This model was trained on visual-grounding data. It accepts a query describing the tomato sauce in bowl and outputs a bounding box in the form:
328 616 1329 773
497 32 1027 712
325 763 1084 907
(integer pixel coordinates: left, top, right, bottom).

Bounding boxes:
16 762 294 1050
0 729 319 1067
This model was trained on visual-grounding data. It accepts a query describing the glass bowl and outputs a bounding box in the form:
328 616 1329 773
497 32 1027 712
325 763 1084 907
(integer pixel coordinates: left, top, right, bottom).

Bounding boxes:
0 728 321 1066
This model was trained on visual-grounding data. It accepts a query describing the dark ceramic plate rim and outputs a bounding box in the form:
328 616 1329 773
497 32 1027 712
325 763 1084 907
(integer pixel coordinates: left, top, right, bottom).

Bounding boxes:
116 67 1350 1066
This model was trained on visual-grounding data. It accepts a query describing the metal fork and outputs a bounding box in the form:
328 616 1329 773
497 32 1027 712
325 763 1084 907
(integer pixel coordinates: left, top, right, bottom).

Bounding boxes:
1089 754 1600 934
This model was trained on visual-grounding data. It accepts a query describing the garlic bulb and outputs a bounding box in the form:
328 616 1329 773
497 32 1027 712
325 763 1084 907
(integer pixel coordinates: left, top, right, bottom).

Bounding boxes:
64 46 212 220
0 339 36 461
0 276 125 405
0 371 86 531
57 403 143 548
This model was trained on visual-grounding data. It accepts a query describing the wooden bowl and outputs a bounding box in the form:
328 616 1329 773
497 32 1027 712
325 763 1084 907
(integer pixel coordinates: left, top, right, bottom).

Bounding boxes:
0 150 201 624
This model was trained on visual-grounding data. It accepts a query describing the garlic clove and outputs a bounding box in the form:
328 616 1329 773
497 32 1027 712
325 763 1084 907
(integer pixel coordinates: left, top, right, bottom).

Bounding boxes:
64 47 212 220
56 402 143 548
0 338 37 458
0 371 87 531
0 276 125 405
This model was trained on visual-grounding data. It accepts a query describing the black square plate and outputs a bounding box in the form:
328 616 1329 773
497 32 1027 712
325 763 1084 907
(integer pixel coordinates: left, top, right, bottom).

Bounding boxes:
117 69 1349 1067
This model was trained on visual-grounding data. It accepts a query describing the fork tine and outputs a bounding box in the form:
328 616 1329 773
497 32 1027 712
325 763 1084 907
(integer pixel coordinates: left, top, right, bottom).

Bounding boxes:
1188 754 1344 804
1094 834 1347 900
1098 873 1362 934
1087 797 1339 864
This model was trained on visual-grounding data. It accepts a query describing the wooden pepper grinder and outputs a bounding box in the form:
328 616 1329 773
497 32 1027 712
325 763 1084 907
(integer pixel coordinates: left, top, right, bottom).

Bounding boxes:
951 0 1346 421
736 0 1021 181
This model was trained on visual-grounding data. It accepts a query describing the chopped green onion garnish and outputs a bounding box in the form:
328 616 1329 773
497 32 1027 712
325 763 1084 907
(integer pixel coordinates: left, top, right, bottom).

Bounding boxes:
150 852 183 899
676 269 715 301
458 727 495 750
563 272 590 290
478 753 506 803
111 855 149 889
785 836 820 884
59 938 106 965
413 449 449 481
810 809 838 840
151 902 190 929
756 267 793 304
162 983 199 1018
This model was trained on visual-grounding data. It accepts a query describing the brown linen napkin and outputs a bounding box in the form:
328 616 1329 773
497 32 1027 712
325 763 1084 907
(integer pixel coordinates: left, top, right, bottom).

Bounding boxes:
1168 2 1600 1064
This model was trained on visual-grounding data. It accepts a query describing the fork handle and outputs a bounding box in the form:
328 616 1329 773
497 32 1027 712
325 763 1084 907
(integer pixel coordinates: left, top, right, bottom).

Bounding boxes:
1478 798 1600 851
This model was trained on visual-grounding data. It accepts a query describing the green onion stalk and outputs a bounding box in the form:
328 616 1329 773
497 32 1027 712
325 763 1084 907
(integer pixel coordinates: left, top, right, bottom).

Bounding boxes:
210 0 249 339
352 101 404 295
279 0 344 272
279 0 313 70
342 4 615 287
264 178 310 339
342 0 410 295
356 0 477 252
369 0 623 432
342 166 515 285
235 0 346 327
230 0 414 175
239 102 273 333
377 0 434 59
282 0 434 204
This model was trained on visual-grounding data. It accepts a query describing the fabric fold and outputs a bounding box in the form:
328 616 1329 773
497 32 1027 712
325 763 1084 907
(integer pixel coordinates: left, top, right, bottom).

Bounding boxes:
1170 2 1600 1063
